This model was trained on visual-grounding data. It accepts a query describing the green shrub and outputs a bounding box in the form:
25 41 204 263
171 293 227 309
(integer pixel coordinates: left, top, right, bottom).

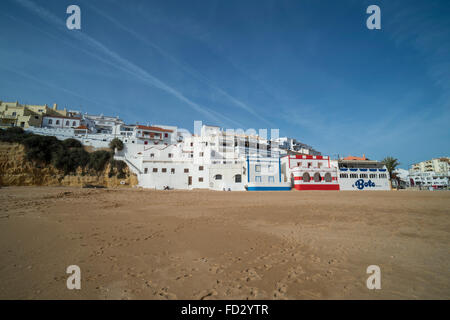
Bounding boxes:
88 150 112 172
53 148 90 175
62 138 83 149
22 135 61 164
109 159 127 179
0 127 32 143
1 129 129 178
109 138 124 152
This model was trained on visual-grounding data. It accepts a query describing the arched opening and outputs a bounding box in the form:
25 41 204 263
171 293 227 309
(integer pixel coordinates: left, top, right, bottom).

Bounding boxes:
303 172 310 183
215 174 222 180
324 172 332 182
314 172 321 182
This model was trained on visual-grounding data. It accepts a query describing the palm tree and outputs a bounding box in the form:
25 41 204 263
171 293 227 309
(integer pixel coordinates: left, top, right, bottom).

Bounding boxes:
109 138 124 153
382 156 400 189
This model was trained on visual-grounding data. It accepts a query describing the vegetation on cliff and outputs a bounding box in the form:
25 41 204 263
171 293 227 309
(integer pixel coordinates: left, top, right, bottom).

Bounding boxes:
109 137 124 152
0 127 126 178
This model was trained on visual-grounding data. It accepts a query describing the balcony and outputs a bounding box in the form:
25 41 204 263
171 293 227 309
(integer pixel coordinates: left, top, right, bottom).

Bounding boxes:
137 132 163 140
1 114 18 120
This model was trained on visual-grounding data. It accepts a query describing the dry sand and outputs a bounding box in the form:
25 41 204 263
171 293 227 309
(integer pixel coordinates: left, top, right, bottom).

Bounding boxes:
0 186 449 299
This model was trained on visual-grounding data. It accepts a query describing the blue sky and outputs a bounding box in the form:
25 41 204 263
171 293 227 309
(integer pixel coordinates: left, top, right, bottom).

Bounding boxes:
0 0 449 168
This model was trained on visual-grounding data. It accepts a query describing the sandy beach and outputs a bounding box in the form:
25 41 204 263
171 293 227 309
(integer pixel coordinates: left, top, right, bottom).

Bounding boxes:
0 187 449 299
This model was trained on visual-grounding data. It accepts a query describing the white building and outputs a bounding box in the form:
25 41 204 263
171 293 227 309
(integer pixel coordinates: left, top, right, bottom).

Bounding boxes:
83 113 125 134
281 155 339 190
337 159 390 191
123 123 289 191
408 157 449 189
410 157 450 174
245 156 290 191
276 137 321 156
42 115 81 129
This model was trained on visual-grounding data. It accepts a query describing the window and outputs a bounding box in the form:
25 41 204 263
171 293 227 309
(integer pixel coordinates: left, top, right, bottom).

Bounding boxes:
268 165 274 172
150 153 154 158
268 176 275 183
235 174 242 183
73 121 76 126
307 162 312 168
34 116 39 120
324 172 332 182
198 177 203 182
318 163 322 168
66 121 69 126
48 119 53 124
153 168 158 173
215 174 222 180
164 133 168 138
379 173 387 179
199 166 204 171
199 152 204 157
255 176 262 182
56 120 60 125
350 173 358 178
360 174 368 178
171 168 175 174
162 168 167 173
303 172 310 182
168 153 173 158
340 173 348 178
144 168 148 174
369 173 377 179
12 112 16 116
314 172 321 182
184 168 189 173
190 142 193 147
255 165 261 172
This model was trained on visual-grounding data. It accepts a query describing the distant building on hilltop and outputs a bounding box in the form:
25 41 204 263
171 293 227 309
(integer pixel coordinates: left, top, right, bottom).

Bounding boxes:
408 157 449 189
82 113 124 134
276 137 321 156
0 100 73 129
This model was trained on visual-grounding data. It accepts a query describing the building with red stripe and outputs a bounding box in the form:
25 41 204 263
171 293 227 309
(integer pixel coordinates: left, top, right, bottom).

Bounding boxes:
281 154 340 190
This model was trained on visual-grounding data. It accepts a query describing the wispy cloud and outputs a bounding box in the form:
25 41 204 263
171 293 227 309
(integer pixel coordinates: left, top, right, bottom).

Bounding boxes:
13 0 242 128
0 64 140 119
83 1 272 126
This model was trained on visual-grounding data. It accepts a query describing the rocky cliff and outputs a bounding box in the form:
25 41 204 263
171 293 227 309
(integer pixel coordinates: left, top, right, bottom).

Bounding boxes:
0 142 138 187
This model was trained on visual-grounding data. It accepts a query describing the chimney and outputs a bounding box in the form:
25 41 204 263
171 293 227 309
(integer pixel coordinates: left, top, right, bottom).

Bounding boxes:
53 103 57 110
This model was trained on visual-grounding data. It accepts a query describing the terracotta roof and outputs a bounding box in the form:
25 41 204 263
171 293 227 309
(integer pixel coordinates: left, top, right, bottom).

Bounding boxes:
343 154 367 161
75 125 88 130
136 125 173 133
